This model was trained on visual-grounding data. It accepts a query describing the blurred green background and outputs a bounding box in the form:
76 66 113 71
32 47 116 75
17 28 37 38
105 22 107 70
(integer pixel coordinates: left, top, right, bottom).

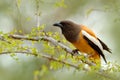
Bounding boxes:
0 0 119 80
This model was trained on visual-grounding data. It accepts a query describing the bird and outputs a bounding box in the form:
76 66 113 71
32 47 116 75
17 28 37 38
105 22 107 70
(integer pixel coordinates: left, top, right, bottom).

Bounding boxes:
53 20 111 64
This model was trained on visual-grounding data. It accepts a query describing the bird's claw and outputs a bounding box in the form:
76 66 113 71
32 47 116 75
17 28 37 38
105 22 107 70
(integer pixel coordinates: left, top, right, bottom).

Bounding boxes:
71 49 79 56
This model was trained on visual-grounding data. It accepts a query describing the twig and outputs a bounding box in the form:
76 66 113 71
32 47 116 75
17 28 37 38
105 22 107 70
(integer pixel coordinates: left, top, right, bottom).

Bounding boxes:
35 0 41 27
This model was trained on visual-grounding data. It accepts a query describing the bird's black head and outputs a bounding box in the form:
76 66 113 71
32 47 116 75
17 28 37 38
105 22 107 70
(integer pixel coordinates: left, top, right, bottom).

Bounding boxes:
53 20 75 31
53 20 81 42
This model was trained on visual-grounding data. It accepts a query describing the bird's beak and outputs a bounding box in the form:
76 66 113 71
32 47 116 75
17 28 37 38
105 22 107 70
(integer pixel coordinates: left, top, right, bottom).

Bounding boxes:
53 23 63 28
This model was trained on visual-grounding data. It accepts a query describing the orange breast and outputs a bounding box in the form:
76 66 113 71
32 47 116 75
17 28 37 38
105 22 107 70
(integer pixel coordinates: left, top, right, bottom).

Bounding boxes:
72 25 97 54
72 32 95 54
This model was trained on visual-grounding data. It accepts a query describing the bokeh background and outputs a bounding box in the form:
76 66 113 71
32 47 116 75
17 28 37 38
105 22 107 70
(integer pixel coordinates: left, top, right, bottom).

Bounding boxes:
0 0 119 80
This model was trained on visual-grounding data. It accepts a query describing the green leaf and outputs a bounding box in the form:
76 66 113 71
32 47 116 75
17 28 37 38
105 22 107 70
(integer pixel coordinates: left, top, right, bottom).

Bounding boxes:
39 65 48 76
26 17 31 21
10 53 16 57
50 61 63 70
54 0 67 8
34 70 40 76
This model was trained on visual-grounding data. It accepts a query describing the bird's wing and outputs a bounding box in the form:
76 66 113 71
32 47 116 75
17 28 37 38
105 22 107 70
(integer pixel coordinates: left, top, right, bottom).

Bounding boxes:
82 30 107 63
97 38 112 53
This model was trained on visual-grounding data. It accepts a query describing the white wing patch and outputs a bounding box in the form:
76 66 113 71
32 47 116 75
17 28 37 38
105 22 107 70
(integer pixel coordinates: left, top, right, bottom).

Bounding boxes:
81 30 103 52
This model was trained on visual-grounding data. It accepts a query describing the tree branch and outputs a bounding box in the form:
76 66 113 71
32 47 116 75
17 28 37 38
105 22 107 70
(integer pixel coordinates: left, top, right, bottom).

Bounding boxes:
0 51 116 80
0 51 89 71
0 34 117 79
0 34 91 71
8 34 95 66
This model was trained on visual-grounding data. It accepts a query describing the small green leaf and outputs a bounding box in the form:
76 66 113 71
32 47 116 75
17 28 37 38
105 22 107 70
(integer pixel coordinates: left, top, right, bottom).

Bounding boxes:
39 65 48 76
31 48 38 54
54 0 67 8
26 17 31 21
34 70 40 76
10 53 16 57
50 61 61 70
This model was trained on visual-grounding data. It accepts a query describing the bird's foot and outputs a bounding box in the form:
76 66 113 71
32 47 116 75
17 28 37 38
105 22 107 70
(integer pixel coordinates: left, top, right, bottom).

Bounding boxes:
71 49 79 56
